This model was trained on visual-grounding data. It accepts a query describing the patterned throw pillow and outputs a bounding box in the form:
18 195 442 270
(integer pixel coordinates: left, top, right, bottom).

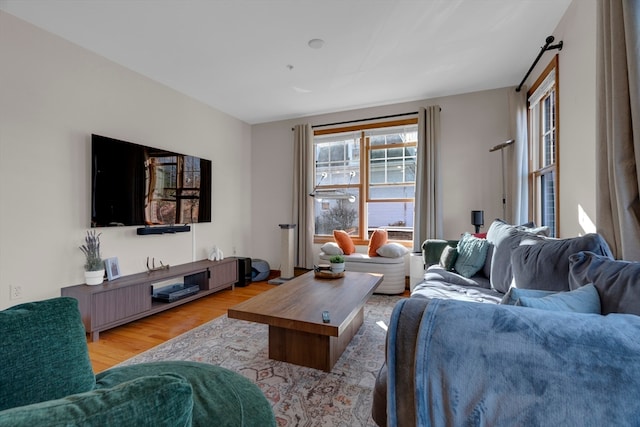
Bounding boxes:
454 233 489 278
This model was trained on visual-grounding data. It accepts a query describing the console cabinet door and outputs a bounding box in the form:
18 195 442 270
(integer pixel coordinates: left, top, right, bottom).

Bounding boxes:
91 283 151 328
210 260 238 291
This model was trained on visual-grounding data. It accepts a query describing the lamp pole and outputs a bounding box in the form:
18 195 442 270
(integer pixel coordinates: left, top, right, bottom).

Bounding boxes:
489 140 515 220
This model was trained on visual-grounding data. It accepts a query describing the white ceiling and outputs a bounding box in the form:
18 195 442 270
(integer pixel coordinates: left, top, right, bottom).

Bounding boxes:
1 0 572 124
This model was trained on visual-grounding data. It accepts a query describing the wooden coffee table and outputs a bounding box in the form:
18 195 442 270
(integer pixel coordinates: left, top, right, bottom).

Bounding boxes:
228 271 383 371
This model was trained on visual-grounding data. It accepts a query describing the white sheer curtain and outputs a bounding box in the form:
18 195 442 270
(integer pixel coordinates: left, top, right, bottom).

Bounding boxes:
508 87 529 225
413 105 442 251
293 124 315 269
596 0 640 260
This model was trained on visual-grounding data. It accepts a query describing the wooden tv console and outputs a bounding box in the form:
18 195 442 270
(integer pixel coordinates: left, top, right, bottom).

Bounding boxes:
61 258 237 341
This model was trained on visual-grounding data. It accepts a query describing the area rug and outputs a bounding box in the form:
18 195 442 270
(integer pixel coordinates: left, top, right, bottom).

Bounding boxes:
119 294 402 426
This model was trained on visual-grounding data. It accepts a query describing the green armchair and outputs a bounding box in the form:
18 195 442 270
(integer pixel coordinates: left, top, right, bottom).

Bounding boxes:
0 297 275 426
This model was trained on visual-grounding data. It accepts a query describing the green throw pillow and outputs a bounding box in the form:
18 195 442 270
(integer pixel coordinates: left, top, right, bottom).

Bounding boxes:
0 297 95 411
439 245 458 271
0 374 193 427
454 233 489 278
515 284 601 314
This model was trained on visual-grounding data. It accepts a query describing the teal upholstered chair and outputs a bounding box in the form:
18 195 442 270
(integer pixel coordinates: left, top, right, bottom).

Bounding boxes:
0 297 275 426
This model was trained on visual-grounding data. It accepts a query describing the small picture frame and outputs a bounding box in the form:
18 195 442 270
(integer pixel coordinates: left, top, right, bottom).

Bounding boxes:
105 257 121 281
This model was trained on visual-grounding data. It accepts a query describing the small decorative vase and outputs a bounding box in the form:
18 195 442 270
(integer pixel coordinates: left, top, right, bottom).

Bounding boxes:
330 262 345 274
85 269 105 286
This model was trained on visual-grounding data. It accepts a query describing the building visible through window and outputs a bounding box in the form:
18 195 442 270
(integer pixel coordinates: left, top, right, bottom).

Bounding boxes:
313 119 417 244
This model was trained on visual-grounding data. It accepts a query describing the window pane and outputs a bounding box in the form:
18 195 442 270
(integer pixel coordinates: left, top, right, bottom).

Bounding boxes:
369 148 416 185
314 137 360 186
367 201 414 240
541 90 556 167
368 128 417 146
369 184 415 199
314 192 360 236
540 171 556 236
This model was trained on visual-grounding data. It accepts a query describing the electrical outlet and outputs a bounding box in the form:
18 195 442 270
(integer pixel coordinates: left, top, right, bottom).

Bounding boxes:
232 246 237 255
10 285 23 300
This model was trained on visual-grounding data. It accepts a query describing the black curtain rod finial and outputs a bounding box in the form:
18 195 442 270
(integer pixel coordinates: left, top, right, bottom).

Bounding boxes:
515 35 564 92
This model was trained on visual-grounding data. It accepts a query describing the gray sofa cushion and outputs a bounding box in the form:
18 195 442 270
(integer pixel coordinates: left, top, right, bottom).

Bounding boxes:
485 220 545 293
569 251 640 315
510 233 613 292
411 266 502 304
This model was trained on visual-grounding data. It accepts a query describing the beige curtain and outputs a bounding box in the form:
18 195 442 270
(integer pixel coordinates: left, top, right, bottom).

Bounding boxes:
508 87 529 225
293 124 315 269
413 106 442 251
596 0 640 260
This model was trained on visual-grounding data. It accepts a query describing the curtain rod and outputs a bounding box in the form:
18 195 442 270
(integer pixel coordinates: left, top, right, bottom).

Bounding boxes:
516 35 563 92
311 111 419 129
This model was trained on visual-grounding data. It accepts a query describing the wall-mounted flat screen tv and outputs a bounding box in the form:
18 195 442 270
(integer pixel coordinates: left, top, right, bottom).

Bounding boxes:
91 134 212 227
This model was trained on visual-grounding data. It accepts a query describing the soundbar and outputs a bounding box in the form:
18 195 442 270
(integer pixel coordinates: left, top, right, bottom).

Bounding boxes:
137 225 191 235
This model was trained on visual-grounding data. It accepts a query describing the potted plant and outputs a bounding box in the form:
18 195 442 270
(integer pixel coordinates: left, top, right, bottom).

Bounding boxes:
80 230 105 285
329 255 345 274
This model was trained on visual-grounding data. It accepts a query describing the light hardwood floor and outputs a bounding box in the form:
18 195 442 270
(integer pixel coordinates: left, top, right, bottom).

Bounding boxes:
87 281 276 373
87 276 410 374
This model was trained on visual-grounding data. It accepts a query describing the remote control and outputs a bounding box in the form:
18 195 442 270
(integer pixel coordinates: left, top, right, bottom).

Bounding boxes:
322 310 330 323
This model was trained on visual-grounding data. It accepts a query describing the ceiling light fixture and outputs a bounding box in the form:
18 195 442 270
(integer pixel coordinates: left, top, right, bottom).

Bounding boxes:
308 38 324 49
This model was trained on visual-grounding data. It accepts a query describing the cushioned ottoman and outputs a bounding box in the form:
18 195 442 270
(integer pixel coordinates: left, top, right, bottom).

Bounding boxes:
251 258 270 281
319 252 406 294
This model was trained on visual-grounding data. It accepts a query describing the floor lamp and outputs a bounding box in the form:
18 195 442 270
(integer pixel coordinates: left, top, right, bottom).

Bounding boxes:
489 139 514 220
268 224 296 285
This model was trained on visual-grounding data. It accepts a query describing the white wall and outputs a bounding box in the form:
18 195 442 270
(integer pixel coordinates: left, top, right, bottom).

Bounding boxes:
555 0 597 237
250 0 598 269
522 0 597 237
251 88 513 269
0 12 252 309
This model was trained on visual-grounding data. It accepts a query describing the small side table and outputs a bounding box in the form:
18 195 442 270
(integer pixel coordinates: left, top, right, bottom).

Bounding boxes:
409 252 425 292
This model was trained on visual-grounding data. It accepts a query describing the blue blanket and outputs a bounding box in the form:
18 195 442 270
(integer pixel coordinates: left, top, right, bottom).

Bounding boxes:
387 298 640 426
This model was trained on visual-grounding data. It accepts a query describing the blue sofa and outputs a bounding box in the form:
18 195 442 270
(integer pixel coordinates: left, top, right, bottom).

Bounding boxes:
381 296 640 426
372 220 640 426
0 297 275 426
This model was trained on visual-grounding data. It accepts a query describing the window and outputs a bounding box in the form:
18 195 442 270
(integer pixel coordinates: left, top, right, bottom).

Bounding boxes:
312 119 418 244
528 56 559 236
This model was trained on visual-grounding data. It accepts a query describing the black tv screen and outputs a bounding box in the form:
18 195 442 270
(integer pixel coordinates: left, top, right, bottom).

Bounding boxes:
91 134 212 227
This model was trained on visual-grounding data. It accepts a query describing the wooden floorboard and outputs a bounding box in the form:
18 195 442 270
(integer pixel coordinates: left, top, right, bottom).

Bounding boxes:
87 274 410 374
87 281 276 373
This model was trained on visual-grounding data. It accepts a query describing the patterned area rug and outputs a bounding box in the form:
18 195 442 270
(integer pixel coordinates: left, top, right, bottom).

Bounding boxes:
119 294 402 426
